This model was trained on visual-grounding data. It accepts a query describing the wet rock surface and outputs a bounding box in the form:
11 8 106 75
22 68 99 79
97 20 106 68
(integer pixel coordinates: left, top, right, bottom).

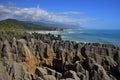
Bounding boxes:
0 32 120 80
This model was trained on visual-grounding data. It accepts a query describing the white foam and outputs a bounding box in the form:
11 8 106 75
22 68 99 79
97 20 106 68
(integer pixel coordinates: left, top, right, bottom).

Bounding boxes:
79 32 84 34
68 31 74 34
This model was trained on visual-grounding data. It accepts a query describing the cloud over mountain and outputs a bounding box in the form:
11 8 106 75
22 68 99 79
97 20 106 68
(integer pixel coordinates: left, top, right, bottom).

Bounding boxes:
0 4 94 27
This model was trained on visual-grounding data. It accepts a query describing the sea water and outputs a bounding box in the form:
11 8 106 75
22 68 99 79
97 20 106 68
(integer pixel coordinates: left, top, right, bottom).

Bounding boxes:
37 29 120 47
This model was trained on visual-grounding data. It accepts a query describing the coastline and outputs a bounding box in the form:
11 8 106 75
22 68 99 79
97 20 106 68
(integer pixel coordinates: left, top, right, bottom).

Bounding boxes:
28 29 120 47
0 31 120 80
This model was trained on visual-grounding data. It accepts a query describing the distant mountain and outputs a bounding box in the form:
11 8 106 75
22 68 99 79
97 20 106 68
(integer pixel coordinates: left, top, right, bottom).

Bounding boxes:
27 21 81 29
0 19 63 31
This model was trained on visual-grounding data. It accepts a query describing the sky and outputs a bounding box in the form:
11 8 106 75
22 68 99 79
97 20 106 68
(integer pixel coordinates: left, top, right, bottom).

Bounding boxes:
0 0 120 29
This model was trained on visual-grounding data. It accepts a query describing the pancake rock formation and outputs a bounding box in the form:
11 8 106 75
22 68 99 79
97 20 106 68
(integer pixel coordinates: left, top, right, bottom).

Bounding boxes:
0 32 120 80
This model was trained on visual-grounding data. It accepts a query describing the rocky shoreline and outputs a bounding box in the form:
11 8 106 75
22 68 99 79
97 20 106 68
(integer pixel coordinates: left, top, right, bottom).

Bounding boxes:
0 32 120 80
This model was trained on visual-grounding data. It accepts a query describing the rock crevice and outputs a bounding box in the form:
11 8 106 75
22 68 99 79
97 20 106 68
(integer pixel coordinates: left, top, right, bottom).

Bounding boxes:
0 33 120 80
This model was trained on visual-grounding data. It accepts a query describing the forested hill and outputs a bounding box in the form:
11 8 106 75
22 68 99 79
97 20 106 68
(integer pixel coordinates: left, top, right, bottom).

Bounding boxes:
0 19 62 31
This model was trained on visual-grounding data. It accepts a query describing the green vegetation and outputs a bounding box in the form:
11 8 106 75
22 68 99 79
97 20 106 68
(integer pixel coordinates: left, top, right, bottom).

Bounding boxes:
0 31 62 41
0 19 62 31
0 19 63 41
0 31 30 40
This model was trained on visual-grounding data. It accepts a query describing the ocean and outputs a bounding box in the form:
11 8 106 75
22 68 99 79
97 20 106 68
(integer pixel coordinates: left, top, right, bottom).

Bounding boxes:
35 29 120 47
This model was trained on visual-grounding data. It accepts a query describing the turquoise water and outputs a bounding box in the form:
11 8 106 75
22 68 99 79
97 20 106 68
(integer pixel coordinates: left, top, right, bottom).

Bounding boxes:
37 29 120 47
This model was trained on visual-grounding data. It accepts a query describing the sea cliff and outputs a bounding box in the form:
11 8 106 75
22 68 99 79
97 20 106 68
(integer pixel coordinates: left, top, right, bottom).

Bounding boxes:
0 31 120 80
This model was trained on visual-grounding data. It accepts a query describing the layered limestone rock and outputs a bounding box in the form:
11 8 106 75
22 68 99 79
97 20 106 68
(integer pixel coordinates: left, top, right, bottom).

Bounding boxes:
0 32 120 80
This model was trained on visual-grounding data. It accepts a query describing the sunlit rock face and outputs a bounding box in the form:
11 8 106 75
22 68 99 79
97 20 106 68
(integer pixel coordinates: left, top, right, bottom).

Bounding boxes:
0 32 120 80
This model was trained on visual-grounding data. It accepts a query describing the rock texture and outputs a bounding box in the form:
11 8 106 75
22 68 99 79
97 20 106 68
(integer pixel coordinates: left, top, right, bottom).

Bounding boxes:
0 32 120 80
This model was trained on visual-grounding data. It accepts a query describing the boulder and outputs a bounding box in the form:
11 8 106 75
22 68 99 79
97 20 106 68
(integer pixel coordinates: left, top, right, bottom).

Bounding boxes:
35 67 47 78
0 62 10 80
6 61 32 80
1 40 12 60
90 63 112 80
35 67 62 80
62 70 80 80
44 75 56 80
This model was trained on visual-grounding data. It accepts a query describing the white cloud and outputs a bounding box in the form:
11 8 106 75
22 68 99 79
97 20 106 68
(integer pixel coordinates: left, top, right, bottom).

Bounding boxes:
0 4 94 27
57 11 83 15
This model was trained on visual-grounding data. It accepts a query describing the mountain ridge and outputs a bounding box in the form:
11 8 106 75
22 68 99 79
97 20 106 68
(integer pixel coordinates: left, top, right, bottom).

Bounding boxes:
0 19 63 31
